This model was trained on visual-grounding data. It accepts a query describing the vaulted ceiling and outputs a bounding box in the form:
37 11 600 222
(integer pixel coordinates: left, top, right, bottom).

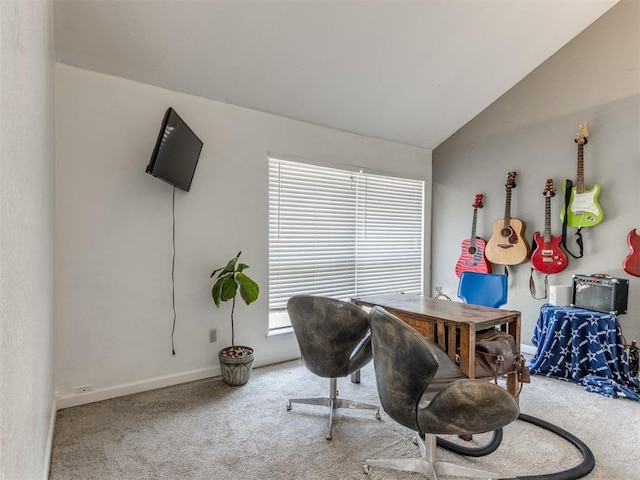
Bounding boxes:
53 0 618 150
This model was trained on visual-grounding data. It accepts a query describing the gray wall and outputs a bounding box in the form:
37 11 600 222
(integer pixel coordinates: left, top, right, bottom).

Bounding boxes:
0 1 56 478
432 0 640 348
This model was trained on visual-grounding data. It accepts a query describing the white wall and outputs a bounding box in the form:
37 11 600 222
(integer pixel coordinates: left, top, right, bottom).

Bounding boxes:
432 0 640 348
54 64 431 406
0 1 56 479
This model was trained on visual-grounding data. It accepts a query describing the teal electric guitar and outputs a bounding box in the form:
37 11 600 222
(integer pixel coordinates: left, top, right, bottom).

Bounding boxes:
560 122 604 227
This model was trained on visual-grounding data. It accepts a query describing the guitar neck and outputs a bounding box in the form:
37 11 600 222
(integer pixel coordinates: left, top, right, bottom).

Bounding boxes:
469 208 479 247
544 196 552 242
503 186 512 228
576 143 585 193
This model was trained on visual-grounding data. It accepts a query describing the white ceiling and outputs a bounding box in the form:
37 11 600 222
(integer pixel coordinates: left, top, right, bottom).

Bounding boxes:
53 0 619 150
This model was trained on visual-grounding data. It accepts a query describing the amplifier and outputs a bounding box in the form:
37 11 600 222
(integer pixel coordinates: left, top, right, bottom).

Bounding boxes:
571 274 629 315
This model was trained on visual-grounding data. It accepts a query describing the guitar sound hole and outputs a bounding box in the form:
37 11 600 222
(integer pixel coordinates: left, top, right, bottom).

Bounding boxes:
501 228 512 237
468 247 477 255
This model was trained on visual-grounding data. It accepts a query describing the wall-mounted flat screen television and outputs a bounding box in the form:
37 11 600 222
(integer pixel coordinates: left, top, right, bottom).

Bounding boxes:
146 108 203 192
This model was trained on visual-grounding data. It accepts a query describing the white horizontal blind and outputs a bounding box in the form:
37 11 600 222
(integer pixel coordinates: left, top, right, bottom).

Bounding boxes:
355 172 423 296
269 157 424 312
269 159 356 309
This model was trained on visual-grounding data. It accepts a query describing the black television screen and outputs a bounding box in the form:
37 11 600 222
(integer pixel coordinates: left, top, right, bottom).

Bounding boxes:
146 108 203 192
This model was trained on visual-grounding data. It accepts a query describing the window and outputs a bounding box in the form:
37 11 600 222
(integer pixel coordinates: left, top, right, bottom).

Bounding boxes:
269 157 424 328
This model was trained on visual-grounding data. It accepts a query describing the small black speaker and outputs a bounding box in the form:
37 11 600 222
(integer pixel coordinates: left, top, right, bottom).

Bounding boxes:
572 274 629 315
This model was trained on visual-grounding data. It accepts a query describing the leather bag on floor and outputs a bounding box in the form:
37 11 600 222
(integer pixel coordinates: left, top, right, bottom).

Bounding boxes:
475 329 523 382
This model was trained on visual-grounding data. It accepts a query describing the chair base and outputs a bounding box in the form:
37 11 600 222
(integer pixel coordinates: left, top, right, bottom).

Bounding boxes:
364 433 499 479
287 377 380 440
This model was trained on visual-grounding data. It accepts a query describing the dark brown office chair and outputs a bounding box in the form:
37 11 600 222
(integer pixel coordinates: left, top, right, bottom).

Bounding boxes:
286 295 380 440
365 306 519 478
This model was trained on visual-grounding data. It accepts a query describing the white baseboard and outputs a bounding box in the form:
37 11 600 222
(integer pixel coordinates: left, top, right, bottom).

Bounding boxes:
55 366 220 409
43 398 57 480
55 340 532 410
55 350 301 410
520 343 537 356
253 350 302 368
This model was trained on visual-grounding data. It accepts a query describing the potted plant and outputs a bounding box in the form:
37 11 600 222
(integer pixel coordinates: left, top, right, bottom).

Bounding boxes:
210 251 260 386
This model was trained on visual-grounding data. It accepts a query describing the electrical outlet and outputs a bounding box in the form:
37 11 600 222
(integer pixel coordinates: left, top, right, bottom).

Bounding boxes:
208 329 217 343
435 286 443 294
75 384 93 395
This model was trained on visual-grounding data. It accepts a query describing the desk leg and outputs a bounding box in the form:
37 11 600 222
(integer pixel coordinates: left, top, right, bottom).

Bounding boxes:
436 320 447 352
351 370 360 384
507 372 517 398
506 315 521 401
458 325 472 378
457 326 474 445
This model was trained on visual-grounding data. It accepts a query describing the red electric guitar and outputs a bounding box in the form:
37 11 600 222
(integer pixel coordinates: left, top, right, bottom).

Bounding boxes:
531 179 568 274
455 194 492 277
623 229 640 277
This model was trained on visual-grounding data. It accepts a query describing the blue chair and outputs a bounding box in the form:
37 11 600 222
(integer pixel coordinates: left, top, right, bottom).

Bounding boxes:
457 272 508 308
458 272 516 384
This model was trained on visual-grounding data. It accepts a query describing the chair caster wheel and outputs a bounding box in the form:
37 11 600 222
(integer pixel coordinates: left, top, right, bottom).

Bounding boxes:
286 402 292 411
363 465 371 475
326 432 333 440
375 411 381 420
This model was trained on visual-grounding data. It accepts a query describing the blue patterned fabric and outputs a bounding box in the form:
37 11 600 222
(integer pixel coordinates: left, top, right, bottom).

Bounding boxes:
530 304 640 401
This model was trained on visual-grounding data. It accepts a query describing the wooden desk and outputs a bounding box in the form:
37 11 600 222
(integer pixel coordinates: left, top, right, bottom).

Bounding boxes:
352 293 521 396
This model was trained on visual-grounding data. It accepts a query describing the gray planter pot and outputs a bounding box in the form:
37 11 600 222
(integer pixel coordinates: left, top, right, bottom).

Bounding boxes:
218 347 255 386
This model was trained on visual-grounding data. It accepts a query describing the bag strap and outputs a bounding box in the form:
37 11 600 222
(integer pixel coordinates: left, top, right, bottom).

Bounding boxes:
562 179 584 259
477 351 527 396
514 354 528 397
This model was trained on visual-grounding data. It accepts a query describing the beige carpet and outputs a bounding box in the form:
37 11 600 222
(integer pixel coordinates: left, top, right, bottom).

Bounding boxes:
49 360 640 479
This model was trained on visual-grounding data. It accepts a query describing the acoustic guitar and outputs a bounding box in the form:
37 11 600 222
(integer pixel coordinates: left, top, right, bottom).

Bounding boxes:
560 122 604 227
531 179 568 274
623 229 640 277
485 172 530 265
455 194 492 277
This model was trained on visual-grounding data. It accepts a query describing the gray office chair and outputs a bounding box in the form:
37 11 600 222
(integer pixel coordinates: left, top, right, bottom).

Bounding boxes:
286 295 380 440
365 306 519 479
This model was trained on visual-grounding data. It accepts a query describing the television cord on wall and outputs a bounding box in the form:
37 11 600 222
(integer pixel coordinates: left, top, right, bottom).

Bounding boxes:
171 186 177 355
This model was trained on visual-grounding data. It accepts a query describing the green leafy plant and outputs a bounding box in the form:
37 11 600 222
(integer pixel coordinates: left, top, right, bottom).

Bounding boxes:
210 251 260 357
